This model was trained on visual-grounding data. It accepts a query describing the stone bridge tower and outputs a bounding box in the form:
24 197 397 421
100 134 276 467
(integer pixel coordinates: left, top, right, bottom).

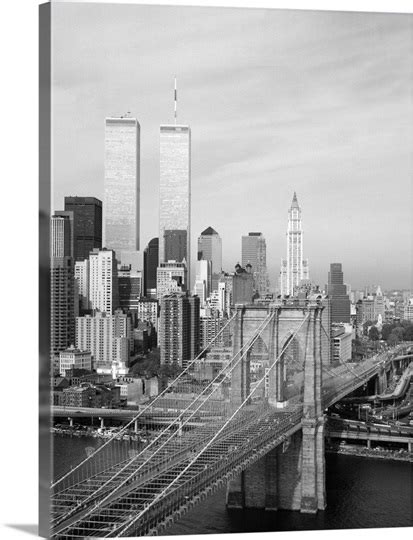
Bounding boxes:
227 299 326 513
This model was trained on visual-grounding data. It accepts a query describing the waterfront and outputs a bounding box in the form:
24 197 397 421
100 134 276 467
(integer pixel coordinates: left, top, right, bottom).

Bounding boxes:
54 435 412 534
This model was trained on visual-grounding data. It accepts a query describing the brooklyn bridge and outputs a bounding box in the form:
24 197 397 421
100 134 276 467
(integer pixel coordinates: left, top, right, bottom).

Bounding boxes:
50 296 412 538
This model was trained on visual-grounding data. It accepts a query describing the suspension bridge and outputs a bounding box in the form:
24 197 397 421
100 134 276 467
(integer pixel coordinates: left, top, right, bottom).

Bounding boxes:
50 296 412 538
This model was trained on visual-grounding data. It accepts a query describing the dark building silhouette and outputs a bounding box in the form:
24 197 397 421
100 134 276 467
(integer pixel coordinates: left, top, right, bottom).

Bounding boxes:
164 229 187 263
50 257 76 373
64 196 102 261
327 263 351 323
144 237 159 294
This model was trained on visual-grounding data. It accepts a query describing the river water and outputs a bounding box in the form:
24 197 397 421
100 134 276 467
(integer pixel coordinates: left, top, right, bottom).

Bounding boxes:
53 435 412 534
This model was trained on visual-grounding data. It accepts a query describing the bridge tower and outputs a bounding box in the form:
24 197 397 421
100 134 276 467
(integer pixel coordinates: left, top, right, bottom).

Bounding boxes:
227 300 326 514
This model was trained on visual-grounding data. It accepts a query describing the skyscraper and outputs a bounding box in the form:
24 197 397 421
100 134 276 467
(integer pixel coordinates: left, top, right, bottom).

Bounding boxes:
144 238 159 297
50 215 77 372
241 232 270 297
279 193 309 296
104 116 140 257
327 263 351 323
160 293 200 367
198 227 222 276
88 248 119 315
53 211 74 258
51 214 72 258
64 196 102 261
159 124 191 278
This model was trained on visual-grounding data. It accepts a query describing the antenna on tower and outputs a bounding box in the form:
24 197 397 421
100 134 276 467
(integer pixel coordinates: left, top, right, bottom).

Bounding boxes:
174 76 177 124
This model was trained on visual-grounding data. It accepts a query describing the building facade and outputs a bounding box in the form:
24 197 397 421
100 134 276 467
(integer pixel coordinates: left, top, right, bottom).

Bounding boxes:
74 259 90 312
279 193 309 296
104 116 140 257
160 293 200 367
156 261 187 300
64 196 102 261
241 232 270 297
59 347 92 376
51 214 72 258
118 265 143 311
144 238 159 296
50 256 76 369
76 310 132 377
327 263 351 323
199 308 230 350
193 259 212 307
197 226 222 280
159 125 191 280
89 248 119 315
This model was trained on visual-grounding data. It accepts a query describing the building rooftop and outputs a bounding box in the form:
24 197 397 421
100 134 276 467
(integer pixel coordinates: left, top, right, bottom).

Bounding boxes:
200 226 218 236
291 191 300 209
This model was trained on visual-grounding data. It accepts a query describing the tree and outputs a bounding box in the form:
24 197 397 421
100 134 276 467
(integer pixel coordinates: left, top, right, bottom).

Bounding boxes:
368 326 380 341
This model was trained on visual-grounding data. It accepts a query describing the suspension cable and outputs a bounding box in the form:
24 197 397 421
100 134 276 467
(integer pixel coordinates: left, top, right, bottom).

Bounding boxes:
52 313 276 533
113 313 309 538
52 312 237 490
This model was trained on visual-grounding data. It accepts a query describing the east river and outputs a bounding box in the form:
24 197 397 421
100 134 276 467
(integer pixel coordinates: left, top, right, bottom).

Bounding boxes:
54 435 412 534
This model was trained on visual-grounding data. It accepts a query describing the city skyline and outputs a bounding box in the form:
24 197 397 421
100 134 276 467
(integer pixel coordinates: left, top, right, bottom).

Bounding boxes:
51 4 412 289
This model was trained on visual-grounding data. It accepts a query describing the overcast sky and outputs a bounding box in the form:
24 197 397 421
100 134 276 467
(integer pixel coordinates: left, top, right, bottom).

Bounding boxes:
51 3 412 290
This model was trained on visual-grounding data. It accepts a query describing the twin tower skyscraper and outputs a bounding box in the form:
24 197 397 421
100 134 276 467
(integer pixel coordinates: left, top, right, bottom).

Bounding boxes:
103 84 190 279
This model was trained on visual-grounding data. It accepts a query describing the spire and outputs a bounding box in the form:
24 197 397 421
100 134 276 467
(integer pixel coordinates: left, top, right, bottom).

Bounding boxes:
291 191 299 209
174 76 177 124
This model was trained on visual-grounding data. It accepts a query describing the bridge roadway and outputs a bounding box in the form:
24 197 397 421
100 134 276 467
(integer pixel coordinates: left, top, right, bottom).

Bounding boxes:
52 406 214 428
51 347 410 539
326 417 413 450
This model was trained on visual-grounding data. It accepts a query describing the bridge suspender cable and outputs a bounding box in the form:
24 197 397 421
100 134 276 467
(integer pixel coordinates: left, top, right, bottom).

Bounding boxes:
51 312 238 490
51 313 276 534
112 313 310 538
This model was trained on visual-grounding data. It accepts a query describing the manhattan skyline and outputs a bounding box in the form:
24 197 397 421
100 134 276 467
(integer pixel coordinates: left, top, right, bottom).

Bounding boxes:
51 4 412 289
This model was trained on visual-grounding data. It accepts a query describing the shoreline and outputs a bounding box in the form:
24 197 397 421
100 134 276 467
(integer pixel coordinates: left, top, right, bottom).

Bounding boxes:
326 445 412 462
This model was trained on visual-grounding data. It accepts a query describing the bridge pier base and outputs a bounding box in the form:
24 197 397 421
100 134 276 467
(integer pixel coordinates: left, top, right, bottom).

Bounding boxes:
227 303 326 514
300 418 326 513
226 420 326 513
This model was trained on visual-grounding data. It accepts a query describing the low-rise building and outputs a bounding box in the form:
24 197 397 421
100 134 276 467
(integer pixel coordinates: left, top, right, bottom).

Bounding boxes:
59 346 92 376
115 377 144 405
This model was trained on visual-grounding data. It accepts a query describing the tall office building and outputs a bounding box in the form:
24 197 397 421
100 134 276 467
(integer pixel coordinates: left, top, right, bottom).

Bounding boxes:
104 116 140 257
198 227 222 275
160 293 200 367
279 193 309 296
64 196 102 261
144 238 159 297
50 215 77 371
54 211 74 258
327 263 351 323
118 264 143 310
159 124 191 281
51 214 72 258
50 257 76 369
242 232 270 297
89 248 119 315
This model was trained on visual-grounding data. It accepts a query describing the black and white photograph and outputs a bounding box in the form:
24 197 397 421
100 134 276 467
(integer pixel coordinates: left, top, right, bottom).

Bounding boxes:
35 0 412 538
